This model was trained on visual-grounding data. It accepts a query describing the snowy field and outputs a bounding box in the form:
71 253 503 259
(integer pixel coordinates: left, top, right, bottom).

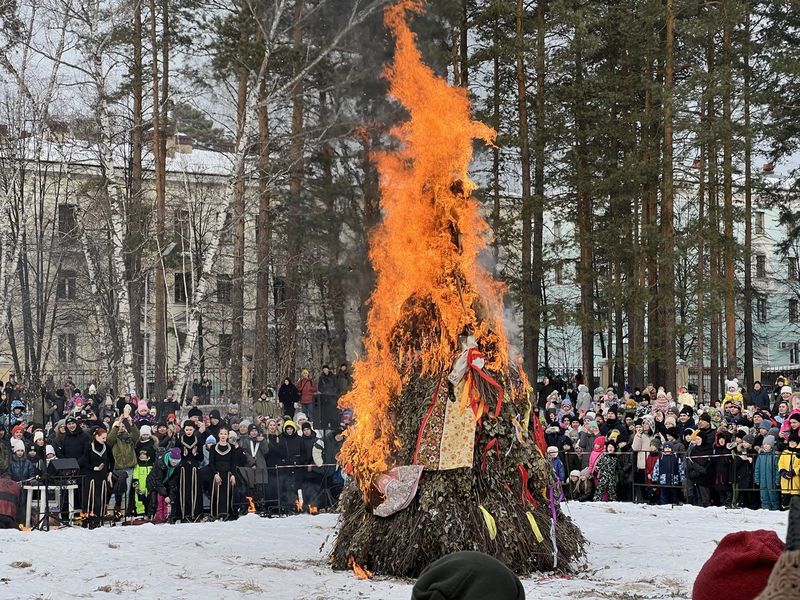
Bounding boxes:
0 502 786 600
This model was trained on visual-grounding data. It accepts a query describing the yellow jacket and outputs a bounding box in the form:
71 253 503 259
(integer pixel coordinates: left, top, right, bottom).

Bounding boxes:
777 449 800 495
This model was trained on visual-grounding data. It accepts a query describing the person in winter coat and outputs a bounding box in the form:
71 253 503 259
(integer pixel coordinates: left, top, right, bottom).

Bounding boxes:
241 423 276 504
33 391 56 428
207 410 226 440
750 381 771 410
147 447 182 522
9 438 36 482
176 420 203 521
131 425 158 516
778 432 800 509
755 435 780 510
278 420 306 509
208 427 245 519
278 379 300 418
565 470 582 501
588 435 606 476
652 441 684 505
299 422 323 510
560 430 581 477
336 364 352 397
686 412 715 507
295 370 317 422
577 423 597 470
732 434 758 509
711 430 733 507
317 365 337 398
592 439 618 501
632 419 653 503
615 433 635 502
82 426 112 526
547 446 566 482
575 384 592 415
108 417 140 515
253 390 281 422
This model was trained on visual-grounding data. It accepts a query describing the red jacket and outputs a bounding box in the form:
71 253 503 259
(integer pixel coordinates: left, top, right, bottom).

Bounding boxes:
297 377 317 404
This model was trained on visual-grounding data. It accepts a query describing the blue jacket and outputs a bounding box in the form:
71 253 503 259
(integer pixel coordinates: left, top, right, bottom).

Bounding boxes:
551 457 565 482
9 455 36 482
754 449 779 490
652 453 684 486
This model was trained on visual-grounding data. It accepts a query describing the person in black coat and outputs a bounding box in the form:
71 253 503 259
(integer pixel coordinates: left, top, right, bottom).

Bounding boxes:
686 413 715 507
278 379 300 418
82 425 112 526
278 420 306 509
208 428 245 518
176 420 202 521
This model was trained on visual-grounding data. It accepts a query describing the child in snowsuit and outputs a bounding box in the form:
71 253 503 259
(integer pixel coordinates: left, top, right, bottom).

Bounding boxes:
652 441 684 505
778 432 800 510
755 435 780 510
132 425 158 515
592 439 619 501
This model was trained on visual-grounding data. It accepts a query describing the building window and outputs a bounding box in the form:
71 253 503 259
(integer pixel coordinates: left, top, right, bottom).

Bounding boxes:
554 263 563 285
791 299 799 323
216 274 232 303
173 209 191 244
756 296 767 323
219 212 233 244
553 222 561 240
58 204 77 238
792 343 800 365
756 255 767 279
790 257 799 281
755 211 765 235
174 273 191 303
57 333 76 363
56 270 77 300
218 333 232 366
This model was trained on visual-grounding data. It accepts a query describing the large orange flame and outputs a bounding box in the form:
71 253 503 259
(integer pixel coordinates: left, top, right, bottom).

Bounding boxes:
339 0 509 498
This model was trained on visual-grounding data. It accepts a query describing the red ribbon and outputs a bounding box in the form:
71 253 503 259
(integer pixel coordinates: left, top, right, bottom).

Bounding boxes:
481 437 502 473
466 348 504 418
530 413 547 455
518 464 537 508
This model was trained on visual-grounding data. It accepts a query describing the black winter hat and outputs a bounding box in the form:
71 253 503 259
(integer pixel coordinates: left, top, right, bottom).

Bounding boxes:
698 412 712 424
665 427 678 439
680 405 694 417
209 409 221 420
188 407 203 419
411 551 524 600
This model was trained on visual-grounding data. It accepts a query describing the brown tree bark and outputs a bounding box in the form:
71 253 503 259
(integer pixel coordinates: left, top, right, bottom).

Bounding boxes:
128 0 144 394
278 0 306 381
532 0 545 374
150 0 168 400
253 74 271 391
743 10 754 388
230 4 249 403
659 0 677 393
515 0 536 379
722 0 736 381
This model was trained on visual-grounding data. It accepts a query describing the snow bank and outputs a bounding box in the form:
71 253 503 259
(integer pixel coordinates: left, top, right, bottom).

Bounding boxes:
0 502 786 599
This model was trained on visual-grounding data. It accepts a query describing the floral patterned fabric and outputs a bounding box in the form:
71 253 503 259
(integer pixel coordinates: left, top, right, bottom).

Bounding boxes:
415 379 475 471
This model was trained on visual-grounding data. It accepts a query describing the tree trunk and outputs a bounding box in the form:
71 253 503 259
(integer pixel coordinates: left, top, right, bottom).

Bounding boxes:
532 0 546 381
128 0 144 394
253 74 271 391
743 9 753 388
516 0 535 379
151 0 167 400
490 17 501 274
722 0 736 381
574 19 593 390
230 5 249 404
643 49 660 387
460 0 468 87
277 0 305 381
707 36 719 402
659 0 676 393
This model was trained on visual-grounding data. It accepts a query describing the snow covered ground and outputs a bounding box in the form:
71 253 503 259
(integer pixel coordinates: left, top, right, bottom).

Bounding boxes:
0 502 786 600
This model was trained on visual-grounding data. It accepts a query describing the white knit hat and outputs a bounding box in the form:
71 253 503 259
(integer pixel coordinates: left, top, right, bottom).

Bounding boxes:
139 425 152 437
782 386 793 395
11 439 25 453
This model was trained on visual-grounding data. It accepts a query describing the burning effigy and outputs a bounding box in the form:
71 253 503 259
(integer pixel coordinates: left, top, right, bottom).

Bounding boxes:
330 0 585 578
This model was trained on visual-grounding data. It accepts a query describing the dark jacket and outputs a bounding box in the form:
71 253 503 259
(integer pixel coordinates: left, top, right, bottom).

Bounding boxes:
278 383 299 415
58 428 90 461
279 431 306 466
147 454 180 498
317 372 338 397
177 434 203 467
208 443 245 476
9 455 36 482
750 387 771 409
